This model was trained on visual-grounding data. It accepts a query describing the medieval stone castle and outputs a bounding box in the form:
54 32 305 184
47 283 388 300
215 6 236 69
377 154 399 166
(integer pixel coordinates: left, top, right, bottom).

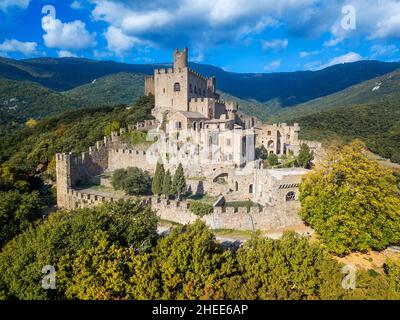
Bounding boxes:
56 48 322 232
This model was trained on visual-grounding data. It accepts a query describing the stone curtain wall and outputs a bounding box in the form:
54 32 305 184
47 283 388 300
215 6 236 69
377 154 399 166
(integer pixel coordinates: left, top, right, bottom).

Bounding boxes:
56 122 157 209
60 189 303 231
108 149 155 173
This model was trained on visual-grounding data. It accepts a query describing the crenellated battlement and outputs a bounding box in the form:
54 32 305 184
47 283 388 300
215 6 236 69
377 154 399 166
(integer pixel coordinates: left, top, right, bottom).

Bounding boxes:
189 97 225 104
155 67 176 74
59 192 301 231
188 68 209 82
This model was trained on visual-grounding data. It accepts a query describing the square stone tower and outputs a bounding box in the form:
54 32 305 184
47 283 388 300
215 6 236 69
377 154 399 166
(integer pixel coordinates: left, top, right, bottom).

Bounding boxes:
173 48 188 69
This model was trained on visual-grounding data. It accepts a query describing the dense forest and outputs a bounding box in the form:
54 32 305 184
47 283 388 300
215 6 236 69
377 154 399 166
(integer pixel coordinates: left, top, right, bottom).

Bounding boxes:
294 101 400 163
1 204 400 300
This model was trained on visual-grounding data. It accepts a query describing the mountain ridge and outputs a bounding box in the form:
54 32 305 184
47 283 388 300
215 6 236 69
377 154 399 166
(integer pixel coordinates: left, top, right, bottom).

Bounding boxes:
1 56 399 107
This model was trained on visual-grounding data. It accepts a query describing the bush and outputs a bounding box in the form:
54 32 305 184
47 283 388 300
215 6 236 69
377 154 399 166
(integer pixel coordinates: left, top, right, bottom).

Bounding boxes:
111 167 152 195
190 201 214 217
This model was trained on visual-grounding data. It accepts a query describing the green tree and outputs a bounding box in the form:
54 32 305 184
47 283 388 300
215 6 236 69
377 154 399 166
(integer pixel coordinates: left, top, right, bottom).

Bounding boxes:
162 169 172 198
112 167 151 195
104 121 120 136
0 200 157 299
172 163 187 200
153 221 236 299
58 230 135 300
300 141 400 255
0 190 44 247
224 232 346 300
152 162 165 196
297 143 314 169
267 153 279 166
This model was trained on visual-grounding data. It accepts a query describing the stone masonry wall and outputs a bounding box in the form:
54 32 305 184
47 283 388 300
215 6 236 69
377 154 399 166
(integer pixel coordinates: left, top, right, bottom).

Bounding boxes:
60 189 303 231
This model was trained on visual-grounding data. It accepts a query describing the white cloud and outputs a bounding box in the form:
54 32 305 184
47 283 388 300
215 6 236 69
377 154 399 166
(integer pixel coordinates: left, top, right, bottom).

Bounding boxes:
57 50 78 58
264 60 281 71
42 17 96 50
0 38 37 55
104 26 143 55
371 14 400 39
321 52 363 69
70 1 83 10
90 0 321 48
299 50 319 58
0 0 30 12
325 0 400 46
371 44 399 58
261 39 288 52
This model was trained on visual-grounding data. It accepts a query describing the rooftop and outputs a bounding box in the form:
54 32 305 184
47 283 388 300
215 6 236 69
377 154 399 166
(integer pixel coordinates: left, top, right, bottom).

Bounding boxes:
176 111 207 119
266 168 309 180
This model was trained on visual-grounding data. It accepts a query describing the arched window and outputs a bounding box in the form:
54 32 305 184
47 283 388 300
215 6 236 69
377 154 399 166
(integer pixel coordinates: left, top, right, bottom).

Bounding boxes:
235 181 239 191
286 191 296 202
174 82 181 92
194 86 197 94
193 122 197 130
249 184 253 194
189 83 193 93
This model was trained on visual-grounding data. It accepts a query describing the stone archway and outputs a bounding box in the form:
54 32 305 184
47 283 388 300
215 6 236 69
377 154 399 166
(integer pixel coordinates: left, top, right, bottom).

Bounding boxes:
213 172 228 183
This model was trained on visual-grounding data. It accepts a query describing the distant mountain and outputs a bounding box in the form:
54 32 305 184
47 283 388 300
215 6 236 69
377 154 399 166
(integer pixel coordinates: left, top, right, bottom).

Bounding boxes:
64 72 145 106
273 69 400 122
0 78 86 125
1 56 399 107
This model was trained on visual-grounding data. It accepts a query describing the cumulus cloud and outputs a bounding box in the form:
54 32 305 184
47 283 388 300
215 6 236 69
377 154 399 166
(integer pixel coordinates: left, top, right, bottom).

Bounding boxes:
42 16 96 50
104 26 144 55
320 52 363 69
325 0 400 46
90 0 322 49
264 60 281 71
0 38 37 55
0 0 30 12
261 39 288 52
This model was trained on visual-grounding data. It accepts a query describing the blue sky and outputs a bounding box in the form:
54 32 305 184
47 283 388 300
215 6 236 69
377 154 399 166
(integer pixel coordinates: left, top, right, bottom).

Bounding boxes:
1 0 400 73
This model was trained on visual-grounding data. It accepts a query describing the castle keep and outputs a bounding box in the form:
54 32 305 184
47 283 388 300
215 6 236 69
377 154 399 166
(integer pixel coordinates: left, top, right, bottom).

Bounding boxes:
56 48 322 232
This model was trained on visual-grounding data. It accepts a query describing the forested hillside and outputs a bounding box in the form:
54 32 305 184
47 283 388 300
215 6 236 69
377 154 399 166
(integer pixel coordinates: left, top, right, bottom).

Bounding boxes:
274 69 400 121
64 72 145 106
0 79 86 125
295 102 400 163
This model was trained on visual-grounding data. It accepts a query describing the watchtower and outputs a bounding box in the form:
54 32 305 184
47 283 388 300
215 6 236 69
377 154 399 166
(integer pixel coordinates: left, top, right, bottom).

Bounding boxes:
173 48 188 70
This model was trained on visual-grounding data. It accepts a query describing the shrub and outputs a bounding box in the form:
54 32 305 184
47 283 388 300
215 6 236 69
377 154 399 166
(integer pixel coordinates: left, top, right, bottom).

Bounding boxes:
111 167 152 196
190 201 213 217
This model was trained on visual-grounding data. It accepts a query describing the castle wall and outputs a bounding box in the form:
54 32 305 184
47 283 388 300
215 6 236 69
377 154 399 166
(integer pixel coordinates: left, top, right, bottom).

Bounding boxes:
144 75 155 95
60 191 303 231
107 149 155 173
